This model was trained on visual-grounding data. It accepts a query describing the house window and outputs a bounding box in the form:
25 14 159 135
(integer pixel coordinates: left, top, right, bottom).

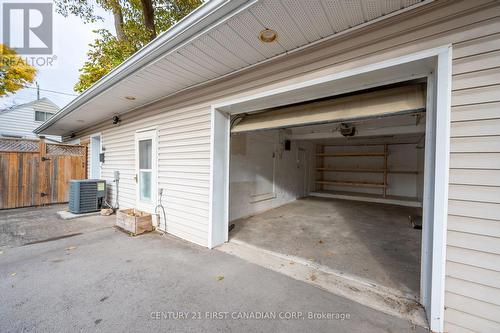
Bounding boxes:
35 111 53 122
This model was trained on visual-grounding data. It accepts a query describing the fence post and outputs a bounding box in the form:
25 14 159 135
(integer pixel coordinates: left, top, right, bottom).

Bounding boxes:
39 137 46 158
39 137 47 204
84 145 88 179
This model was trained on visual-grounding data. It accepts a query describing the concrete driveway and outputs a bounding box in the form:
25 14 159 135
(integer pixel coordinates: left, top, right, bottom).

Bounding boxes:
0 206 426 332
0 205 115 248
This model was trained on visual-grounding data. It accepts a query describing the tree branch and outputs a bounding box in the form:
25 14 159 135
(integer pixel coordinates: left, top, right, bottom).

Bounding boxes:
140 0 156 41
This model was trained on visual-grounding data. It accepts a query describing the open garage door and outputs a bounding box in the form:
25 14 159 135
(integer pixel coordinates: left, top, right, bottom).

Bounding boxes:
231 84 426 133
213 49 453 332
225 83 430 327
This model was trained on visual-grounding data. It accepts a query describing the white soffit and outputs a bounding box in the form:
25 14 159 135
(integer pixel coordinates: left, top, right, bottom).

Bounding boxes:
231 84 426 133
38 0 428 135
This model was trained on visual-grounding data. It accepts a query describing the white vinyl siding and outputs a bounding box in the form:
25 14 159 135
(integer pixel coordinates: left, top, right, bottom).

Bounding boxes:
0 98 60 141
77 105 211 247
0 105 35 138
69 1 500 330
445 19 500 331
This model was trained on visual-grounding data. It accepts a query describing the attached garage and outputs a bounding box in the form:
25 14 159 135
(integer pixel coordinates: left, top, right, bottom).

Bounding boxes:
36 1 500 332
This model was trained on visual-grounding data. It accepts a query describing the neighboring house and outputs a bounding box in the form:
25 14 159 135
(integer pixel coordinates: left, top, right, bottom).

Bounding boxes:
0 98 61 142
36 1 500 332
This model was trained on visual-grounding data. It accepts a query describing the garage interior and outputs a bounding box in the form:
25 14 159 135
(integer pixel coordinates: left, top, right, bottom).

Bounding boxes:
228 82 427 302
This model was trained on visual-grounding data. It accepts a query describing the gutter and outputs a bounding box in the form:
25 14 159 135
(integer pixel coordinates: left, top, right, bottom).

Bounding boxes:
34 0 249 134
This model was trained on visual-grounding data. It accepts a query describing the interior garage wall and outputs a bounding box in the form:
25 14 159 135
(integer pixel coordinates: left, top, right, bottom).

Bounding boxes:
229 130 313 221
318 143 424 199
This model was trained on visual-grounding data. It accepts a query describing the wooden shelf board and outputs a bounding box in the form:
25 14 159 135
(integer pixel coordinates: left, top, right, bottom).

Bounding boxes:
317 168 385 173
315 180 387 188
316 152 387 157
309 191 422 208
316 168 418 174
390 170 419 174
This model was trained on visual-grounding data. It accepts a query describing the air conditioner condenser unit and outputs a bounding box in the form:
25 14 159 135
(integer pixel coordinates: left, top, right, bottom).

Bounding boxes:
69 179 106 213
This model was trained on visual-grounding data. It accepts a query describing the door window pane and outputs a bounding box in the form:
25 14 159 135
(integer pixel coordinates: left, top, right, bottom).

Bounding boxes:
91 135 101 179
139 171 152 202
139 139 152 169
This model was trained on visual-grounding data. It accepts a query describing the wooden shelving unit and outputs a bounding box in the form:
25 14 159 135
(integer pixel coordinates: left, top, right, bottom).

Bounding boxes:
314 143 418 198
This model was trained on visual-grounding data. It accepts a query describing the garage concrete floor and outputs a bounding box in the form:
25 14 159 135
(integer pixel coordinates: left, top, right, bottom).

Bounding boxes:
230 197 422 297
0 206 427 333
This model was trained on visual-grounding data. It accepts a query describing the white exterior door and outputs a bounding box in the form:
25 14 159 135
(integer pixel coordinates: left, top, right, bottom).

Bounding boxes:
135 129 157 213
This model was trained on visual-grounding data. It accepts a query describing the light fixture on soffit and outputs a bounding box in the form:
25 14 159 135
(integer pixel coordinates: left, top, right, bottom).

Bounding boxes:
259 28 277 43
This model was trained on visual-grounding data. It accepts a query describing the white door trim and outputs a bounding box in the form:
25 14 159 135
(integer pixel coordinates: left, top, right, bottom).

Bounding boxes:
89 132 102 179
429 46 452 332
209 45 452 332
208 108 230 248
135 129 158 213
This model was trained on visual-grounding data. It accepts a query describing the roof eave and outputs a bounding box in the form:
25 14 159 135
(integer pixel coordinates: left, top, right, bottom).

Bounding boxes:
35 0 436 136
34 0 250 134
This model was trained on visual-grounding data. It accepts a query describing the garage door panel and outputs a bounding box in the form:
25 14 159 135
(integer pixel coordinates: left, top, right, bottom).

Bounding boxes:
231 84 426 133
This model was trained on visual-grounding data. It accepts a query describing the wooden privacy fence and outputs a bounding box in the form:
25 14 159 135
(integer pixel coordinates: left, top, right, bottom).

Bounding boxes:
0 138 87 209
